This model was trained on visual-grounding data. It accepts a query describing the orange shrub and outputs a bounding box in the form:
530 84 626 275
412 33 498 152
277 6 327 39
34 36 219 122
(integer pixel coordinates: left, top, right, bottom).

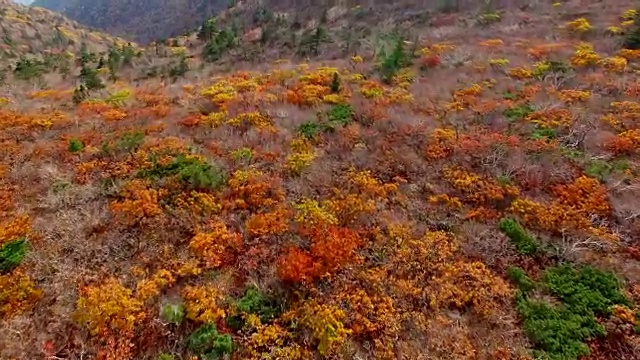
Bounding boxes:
277 247 317 283
246 206 291 237
75 278 145 335
182 284 226 323
0 215 30 246
110 180 167 225
0 270 43 319
189 220 242 268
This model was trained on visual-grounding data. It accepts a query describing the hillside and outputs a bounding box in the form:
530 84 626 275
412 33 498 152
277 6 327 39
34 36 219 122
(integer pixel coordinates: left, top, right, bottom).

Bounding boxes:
30 0 531 43
0 0 131 60
31 0 229 42
2 1 640 360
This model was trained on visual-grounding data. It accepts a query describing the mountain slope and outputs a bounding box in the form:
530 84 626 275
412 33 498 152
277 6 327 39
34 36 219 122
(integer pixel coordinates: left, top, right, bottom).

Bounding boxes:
32 0 229 43
1 0 131 60
1 1 640 360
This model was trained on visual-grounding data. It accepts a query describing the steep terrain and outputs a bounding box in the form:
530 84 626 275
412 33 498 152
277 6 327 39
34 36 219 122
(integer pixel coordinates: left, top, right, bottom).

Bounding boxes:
2 1 640 360
0 0 131 59
31 0 229 42
30 0 532 43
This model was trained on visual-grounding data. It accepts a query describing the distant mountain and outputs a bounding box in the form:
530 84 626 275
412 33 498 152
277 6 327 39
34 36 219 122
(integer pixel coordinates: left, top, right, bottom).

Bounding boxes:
31 0 229 43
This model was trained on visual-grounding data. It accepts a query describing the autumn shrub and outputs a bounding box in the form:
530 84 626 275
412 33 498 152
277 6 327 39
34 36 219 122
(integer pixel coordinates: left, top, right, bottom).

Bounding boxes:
182 284 226 323
498 218 539 255
298 302 352 355
0 270 43 319
189 220 241 269
74 278 145 335
139 154 226 190
0 237 27 273
186 322 234 358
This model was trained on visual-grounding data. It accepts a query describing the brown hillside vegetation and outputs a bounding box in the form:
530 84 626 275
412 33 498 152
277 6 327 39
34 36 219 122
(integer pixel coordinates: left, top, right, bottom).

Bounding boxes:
31 0 535 43
2 0 640 359
0 0 132 64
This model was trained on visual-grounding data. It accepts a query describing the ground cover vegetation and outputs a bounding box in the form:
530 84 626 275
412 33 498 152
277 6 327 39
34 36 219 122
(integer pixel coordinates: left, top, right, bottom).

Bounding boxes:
1 0 640 359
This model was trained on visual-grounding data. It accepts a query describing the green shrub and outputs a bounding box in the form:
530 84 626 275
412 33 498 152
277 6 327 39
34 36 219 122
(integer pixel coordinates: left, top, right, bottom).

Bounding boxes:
160 303 185 325
378 36 410 83
330 72 341 93
530 127 557 141
157 354 175 360
68 138 85 153
14 58 46 80
236 286 279 322
504 104 534 122
517 293 603 360
0 238 28 274
298 121 322 139
227 286 280 330
622 12 640 50
507 266 536 293
327 103 354 127
584 159 628 182
542 264 630 316
79 65 104 91
498 217 539 255
477 12 502 25
514 264 631 360
139 154 226 190
186 323 233 359
117 131 145 152
230 147 253 162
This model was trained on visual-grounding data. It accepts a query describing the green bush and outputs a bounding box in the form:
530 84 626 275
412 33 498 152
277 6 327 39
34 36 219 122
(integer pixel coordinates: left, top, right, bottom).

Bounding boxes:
227 286 280 330
330 72 341 93
327 103 354 127
514 264 631 360
186 323 233 359
498 217 539 255
117 131 145 152
14 58 46 80
584 159 628 182
530 127 557 141
160 303 185 325
156 354 175 360
378 36 410 83
622 12 640 50
543 264 630 316
236 286 280 322
0 238 28 274
68 138 85 153
517 293 603 360
298 121 322 139
507 266 536 293
139 154 226 190
503 104 534 122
